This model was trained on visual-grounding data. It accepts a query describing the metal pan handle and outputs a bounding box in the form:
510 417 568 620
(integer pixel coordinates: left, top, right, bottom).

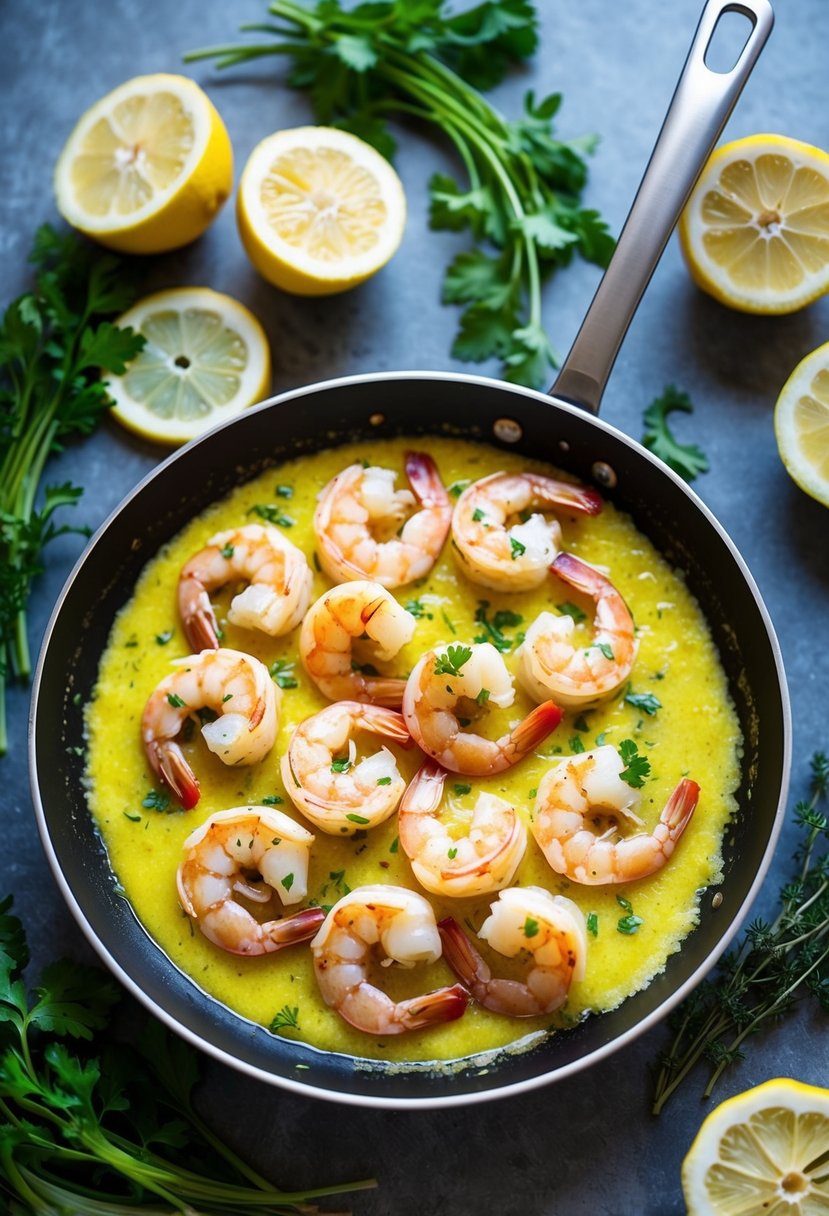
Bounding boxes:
550 0 774 415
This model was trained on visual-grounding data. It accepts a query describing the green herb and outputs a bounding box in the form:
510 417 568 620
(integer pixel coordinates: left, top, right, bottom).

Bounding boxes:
434 644 473 677
281 873 295 892
596 641 614 661
441 609 456 634
269 1003 301 1033
261 793 284 805
509 536 526 560
556 600 587 624
248 503 295 527
528 787 537 799
472 507 486 522
219 542 235 558
453 783 472 797
142 789 171 812
0 894 375 1211
166 692 186 709
625 689 662 716
476 687 491 706
389 836 399 854
617 913 644 935
329 868 351 896
618 738 650 788
155 629 174 646
0 225 144 754
447 846 458 860
187 0 614 388
123 811 142 823
275 483 294 498
377 776 392 786
586 912 598 937
331 757 352 773
404 597 433 620
573 714 590 732
448 479 470 497
523 916 540 938
474 600 523 652
346 812 370 824
270 658 299 688
642 384 710 482
653 752 829 1113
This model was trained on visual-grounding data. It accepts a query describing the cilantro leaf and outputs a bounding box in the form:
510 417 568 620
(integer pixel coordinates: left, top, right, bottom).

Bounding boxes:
642 385 710 482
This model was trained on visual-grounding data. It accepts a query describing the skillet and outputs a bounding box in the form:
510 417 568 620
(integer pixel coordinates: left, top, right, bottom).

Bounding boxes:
30 0 790 1107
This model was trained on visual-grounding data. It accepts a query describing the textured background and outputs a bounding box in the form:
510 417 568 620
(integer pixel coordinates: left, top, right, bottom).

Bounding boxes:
2 0 829 1211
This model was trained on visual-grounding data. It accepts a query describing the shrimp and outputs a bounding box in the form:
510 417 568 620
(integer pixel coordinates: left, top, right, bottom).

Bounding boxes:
439 886 587 1017
314 452 452 588
176 805 324 955
141 647 278 810
398 760 527 897
517 551 638 707
299 579 416 707
402 641 562 775
281 701 411 835
310 884 468 1035
178 523 314 651
451 471 603 592
532 744 700 885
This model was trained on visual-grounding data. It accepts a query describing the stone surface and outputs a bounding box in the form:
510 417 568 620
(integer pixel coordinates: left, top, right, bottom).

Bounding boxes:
2 0 828 1212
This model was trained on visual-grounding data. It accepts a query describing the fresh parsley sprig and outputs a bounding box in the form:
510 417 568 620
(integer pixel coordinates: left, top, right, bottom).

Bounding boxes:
0 224 145 755
652 751 829 1113
642 385 710 483
186 0 614 387
0 894 375 1212
434 643 473 678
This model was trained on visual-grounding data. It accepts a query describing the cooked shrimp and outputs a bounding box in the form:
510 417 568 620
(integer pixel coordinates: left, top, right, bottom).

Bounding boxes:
282 701 411 835
402 641 562 775
314 452 452 588
141 648 278 810
176 806 323 955
178 523 314 651
398 760 527 897
517 551 638 707
533 744 699 885
451 471 603 592
299 579 416 707
439 886 587 1017
310 884 468 1035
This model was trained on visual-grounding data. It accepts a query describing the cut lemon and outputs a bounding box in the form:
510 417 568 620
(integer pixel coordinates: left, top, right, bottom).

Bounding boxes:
682 1077 829 1214
679 134 829 313
54 74 233 254
105 287 271 445
237 126 406 295
774 341 829 507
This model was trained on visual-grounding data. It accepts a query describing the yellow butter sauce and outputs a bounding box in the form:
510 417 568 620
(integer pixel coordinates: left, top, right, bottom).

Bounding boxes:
84 436 741 1063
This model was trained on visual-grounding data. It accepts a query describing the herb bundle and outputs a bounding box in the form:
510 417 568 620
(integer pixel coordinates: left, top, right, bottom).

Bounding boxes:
0 225 145 755
652 751 829 1114
0 895 375 1214
186 0 615 387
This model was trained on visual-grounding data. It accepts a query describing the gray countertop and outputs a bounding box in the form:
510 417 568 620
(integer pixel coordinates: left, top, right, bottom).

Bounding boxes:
3 0 829 1212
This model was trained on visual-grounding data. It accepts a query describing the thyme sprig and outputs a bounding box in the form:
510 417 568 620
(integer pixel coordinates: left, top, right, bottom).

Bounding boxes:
652 751 829 1114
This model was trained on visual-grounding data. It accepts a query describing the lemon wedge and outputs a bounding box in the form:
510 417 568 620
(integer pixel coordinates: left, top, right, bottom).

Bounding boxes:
105 287 271 445
237 126 406 295
54 74 233 254
679 134 829 313
682 1077 829 1214
774 341 829 507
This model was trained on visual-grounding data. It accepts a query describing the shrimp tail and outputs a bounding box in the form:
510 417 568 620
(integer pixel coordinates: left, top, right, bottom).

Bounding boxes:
547 482 603 517
664 778 700 836
178 578 220 651
551 550 607 594
438 917 491 998
502 700 562 766
361 676 408 708
405 450 451 510
396 983 469 1030
151 739 200 810
369 706 414 746
266 906 326 948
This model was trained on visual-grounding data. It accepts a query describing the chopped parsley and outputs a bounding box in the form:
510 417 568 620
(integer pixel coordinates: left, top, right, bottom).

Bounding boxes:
434 644 473 677
346 813 370 825
404 598 433 620
281 873 294 891
616 896 643 935
447 846 458 860
625 689 662 716
476 687 491 706
586 912 599 937
166 693 186 709
596 642 614 661
248 503 294 527
275 484 293 498
331 757 352 774
448 479 470 498
569 736 585 755
219 543 234 559
377 776 392 786
261 794 284 806
509 536 526 560
269 1005 300 1034
618 739 651 789
523 916 540 938
155 629 174 646
556 601 587 624
453 783 472 797
142 790 171 812
269 659 298 689
474 600 523 652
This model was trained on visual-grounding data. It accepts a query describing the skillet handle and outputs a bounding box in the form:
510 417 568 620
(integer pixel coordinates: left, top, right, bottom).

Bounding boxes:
550 0 773 415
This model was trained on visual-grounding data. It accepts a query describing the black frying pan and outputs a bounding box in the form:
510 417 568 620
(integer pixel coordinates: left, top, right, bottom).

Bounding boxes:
30 0 789 1108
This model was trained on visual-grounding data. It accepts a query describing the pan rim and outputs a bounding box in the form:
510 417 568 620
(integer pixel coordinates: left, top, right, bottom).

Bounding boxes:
28 368 792 1109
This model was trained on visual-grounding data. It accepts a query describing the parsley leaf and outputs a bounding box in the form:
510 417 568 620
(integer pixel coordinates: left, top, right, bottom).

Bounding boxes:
434 644 473 677
618 738 651 788
642 385 710 482
625 690 662 716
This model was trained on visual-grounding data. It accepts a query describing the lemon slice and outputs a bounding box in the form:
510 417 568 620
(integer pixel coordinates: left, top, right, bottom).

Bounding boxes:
679 134 829 313
774 341 829 507
105 288 271 445
682 1078 829 1214
54 73 233 254
237 126 406 295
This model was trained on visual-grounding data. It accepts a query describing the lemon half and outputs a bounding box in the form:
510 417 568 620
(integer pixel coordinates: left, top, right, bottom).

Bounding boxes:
682 1077 829 1214
774 341 829 507
54 73 233 254
679 134 829 313
237 126 407 295
105 287 271 446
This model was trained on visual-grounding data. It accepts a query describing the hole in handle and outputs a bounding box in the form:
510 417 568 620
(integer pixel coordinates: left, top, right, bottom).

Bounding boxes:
704 6 755 73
